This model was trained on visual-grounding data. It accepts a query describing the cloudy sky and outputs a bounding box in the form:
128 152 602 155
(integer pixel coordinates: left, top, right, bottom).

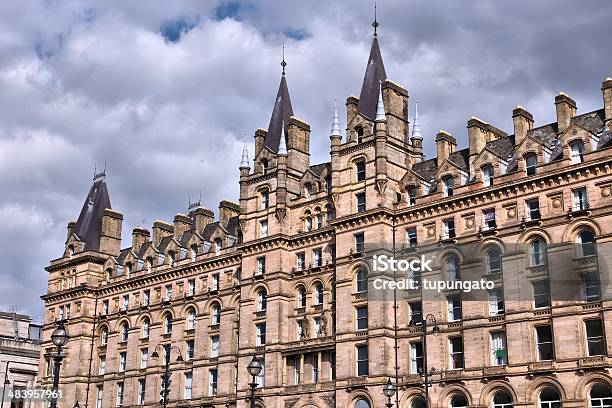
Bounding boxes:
1 0 611 318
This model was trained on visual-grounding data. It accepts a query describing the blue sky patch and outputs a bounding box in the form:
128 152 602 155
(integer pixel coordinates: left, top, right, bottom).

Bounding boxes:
160 17 199 43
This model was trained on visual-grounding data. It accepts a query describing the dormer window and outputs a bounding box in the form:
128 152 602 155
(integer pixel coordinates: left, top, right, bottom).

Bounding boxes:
190 245 198 262
126 262 133 276
570 141 585 164
105 268 113 282
146 257 152 273
356 161 366 182
444 177 454 197
304 183 313 199
168 251 175 267
356 127 364 143
214 238 222 256
261 159 269 175
525 153 537 176
68 245 74 259
407 187 418 206
482 165 494 187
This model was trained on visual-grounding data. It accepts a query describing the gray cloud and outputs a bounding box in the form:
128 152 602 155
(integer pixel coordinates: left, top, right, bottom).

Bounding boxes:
0 0 610 317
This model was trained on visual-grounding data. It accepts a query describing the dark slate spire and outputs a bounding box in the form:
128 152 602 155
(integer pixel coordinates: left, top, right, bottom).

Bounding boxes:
74 177 111 251
264 51 294 154
357 33 387 120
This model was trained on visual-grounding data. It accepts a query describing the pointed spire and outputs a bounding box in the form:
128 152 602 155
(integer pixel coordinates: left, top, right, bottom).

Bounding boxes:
357 32 387 120
375 81 386 122
240 133 250 168
74 177 112 251
411 102 422 139
331 100 342 137
372 2 379 37
278 121 288 156
264 47 294 154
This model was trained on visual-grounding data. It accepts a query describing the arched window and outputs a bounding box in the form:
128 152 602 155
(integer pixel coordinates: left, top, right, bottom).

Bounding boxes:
120 323 129 342
356 268 368 293
450 394 468 408
163 314 173 334
356 127 364 144
410 397 427 408
325 206 335 223
187 308 196 330
354 399 370 408
297 287 307 308
407 186 418 205
570 141 584 164
487 247 502 274
141 318 150 338
305 215 313 231
211 304 221 325
257 289 267 311
100 327 108 346
525 153 537 176
538 387 561 408
492 390 513 408
530 238 547 266
577 229 596 257
314 283 324 305
483 165 494 187
260 190 269 210
445 254 460 280
261 159 269 174
316 210 323 229
356 161 366 182
589 383 612 407
444 177 455 197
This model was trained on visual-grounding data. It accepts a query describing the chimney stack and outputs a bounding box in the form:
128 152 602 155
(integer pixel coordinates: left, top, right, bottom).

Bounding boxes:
152 220 173 247
219 200 240 226
435 130 457 163
190 207 215 232
173 214 192 241
554 92 577 132
602 77 612 124
67 221 77 241
132 227 150 253
512 106 534 145
99 209 123 256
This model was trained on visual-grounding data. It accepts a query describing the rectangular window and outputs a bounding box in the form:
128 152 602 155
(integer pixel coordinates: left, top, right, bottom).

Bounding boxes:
447 295 462 321
491 332 508 366
187 279 196 296
581 272 601 302
314 317 322 337
313 248 322 267
296 320 304 340
533 280 550 309
317 213 323 229
356 162 366 182
406 228 417 248
115 382 124 407
296 253 305 271
98 356 106 375
536 325 554 361
122 295 129 311
184 372 193 400
585 319 605 356
330 351 336 380
210 336 220 358
444 219 455 239
356 307 368 331
355 232 365 253
137 379 146 405
356 345 369 376
256 358 265 388
119 352 126 372
488 288 505 316
186 340 194 360
142 291 150 306
449 337 464 369
526 199 541 220
256 323 266 346
261 191 269 209
59 306 64 321
483 209 496 230
102 300 109 315
208 369 218 396
165 284 173 301
312 352 319 383
96 386 104 408
410 342 424 374
356 192 366 213
256 256 266 275
260 219 268 238
211 273 220 291
573 187 588 211
140 348 148 369
294 356 301 384
409 302 423 325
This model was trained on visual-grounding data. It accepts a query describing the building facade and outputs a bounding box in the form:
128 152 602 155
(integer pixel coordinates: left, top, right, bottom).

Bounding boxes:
0 310 42 407
38 29 612 408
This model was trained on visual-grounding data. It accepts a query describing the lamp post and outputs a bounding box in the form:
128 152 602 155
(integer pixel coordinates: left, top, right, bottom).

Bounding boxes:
246 356 262 408
383 378 397 408
151 344 183 408
410 314 440 407
1 360 13 408
49 320 70 408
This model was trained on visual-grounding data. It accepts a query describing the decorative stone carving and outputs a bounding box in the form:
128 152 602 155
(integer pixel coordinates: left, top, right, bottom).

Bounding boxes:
465 216 475 229
507 207 517 219
602 185 611 198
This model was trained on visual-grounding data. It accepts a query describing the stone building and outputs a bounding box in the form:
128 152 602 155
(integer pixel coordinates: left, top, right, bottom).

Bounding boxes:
0 310 42 407
38 27 612 408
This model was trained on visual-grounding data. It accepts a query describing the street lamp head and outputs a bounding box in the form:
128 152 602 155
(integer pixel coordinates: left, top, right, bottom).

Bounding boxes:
73 401 80 408
4 378 10 385
247 356 262 377
51 321 70 347
432 325 441 334
175 354 184 363
151 350 159 359
383 378 396 398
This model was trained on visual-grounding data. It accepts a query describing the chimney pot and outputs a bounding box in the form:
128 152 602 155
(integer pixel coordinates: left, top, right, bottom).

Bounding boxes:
512 106 534 145
554 92 577 132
